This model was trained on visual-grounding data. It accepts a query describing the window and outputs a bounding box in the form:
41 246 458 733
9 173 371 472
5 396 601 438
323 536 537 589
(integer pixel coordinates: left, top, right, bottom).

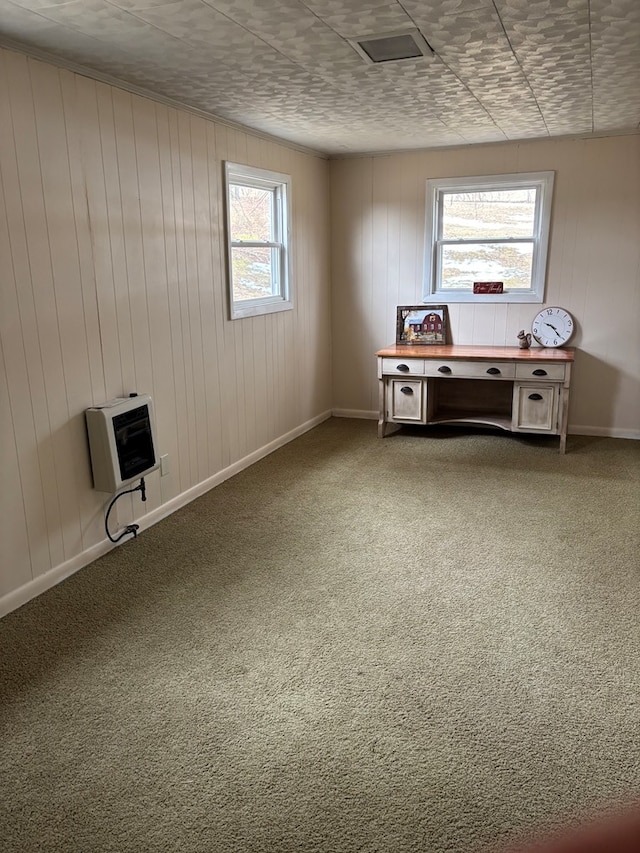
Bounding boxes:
224 162 292 319
423 171 554 303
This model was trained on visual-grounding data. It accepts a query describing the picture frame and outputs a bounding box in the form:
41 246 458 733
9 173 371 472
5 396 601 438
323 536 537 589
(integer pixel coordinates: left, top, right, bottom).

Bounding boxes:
396 305 449 345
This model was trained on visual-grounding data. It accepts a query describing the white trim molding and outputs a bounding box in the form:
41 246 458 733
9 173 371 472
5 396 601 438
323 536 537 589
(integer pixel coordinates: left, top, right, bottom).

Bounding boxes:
423 171 555 304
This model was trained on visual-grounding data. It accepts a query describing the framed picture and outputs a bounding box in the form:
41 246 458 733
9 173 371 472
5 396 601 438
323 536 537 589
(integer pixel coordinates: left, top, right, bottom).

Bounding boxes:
396 305 449 345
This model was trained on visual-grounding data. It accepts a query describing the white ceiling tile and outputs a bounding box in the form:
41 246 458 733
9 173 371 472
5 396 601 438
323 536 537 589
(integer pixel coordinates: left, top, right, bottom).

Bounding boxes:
7 0 79 9
413 6 546 140
395 0 492 17
590 0 640 131
301 0 405 14
107 0 193 8
504 11 594 136
494 0 588 22
1 1 63 35
24 0 153 37
415 3 504 45
317 4 416 39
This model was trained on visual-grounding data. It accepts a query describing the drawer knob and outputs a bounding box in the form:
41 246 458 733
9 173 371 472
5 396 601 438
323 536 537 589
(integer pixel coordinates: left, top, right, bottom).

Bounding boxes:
397 363 410 372
532 369 548 376
400 386 414 395
528 393 543 401
486 367 501 375
437 365 452 374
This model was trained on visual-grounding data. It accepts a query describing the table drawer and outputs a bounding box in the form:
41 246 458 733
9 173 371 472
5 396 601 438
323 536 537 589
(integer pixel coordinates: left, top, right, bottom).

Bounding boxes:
515 362 566 381
512 383 559 433
386 379 426 423
381 357 424 375
423 360 516 380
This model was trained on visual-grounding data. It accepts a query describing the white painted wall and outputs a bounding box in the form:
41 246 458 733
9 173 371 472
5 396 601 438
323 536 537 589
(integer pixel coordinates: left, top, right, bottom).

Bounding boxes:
0 48 332 611
330 135 640 437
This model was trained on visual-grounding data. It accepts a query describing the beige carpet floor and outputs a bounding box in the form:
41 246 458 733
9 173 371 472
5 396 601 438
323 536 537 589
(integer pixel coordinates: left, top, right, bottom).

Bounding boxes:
1 418 639 853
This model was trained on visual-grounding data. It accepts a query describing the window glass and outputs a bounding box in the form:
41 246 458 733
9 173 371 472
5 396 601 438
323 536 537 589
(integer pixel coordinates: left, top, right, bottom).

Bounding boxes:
441 243 534 291
229 184 273 242
441 190 536 240
230 246 280 301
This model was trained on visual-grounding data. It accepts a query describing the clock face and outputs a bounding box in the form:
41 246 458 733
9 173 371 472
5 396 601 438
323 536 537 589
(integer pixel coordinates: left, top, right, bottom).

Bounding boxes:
531 307 574 347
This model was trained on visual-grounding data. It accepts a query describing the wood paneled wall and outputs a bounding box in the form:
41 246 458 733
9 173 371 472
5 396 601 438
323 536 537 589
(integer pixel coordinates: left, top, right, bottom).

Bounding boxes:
0 48 331 607
330 135 640 437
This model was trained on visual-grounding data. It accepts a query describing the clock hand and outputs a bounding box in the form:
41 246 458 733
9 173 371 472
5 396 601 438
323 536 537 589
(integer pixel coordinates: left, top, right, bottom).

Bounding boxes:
545 323 560 335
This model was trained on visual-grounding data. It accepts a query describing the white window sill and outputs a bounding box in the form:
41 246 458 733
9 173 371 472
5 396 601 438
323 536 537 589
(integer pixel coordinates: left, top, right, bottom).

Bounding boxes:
230 298 294 320
422 291 544 304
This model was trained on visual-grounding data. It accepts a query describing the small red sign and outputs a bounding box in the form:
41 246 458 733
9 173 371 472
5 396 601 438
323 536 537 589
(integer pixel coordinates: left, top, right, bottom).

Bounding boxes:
473 282 504 294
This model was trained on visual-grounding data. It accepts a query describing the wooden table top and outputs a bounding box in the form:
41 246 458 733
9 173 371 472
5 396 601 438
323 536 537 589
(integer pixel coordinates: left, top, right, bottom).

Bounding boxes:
376 344 576 362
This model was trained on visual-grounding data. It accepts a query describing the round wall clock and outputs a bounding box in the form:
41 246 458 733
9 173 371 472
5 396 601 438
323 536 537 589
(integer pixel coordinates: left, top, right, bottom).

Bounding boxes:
531 307 575 347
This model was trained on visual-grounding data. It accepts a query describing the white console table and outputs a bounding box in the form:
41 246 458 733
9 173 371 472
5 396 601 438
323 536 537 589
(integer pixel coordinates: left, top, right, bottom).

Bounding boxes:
377 344 575 453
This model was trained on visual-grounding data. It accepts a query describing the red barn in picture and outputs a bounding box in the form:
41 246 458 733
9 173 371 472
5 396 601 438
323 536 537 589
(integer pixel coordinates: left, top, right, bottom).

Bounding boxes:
409 312 444 335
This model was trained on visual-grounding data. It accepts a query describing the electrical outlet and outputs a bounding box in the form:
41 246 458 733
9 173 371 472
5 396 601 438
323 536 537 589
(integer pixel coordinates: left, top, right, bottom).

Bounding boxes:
160 454 169 477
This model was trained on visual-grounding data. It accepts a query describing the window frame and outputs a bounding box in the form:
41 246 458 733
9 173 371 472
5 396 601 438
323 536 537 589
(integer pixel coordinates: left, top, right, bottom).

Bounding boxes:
224 161 293 320
422 171 555 304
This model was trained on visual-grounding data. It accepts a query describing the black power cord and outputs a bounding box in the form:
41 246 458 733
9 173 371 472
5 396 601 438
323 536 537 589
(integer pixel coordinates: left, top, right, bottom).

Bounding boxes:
104 477 147 543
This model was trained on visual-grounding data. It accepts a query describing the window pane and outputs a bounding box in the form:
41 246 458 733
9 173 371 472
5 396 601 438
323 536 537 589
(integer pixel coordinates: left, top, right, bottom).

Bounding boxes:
441 242 533 290
229 184 274 241
231 246 280 301
441 189 536 240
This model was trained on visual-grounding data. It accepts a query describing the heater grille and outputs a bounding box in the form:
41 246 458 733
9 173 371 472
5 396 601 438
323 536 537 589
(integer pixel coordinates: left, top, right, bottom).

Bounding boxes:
349 29 433 64
85 395 159 493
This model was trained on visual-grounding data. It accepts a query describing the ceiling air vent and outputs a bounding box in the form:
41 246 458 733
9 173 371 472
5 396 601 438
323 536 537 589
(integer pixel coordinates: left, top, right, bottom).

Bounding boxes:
348 29 433 64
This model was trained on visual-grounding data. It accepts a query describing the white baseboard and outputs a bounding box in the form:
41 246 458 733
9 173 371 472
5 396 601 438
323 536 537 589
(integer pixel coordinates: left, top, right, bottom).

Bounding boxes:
0 410 332 619
332 408 378 420
569 425 640 440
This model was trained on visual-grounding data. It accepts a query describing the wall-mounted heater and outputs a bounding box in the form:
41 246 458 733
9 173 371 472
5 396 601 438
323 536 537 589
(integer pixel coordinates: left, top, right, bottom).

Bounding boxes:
86 394 159 493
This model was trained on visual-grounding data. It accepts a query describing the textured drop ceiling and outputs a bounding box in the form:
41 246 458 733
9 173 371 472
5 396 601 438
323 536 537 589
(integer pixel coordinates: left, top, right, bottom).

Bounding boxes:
1 0 639 154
